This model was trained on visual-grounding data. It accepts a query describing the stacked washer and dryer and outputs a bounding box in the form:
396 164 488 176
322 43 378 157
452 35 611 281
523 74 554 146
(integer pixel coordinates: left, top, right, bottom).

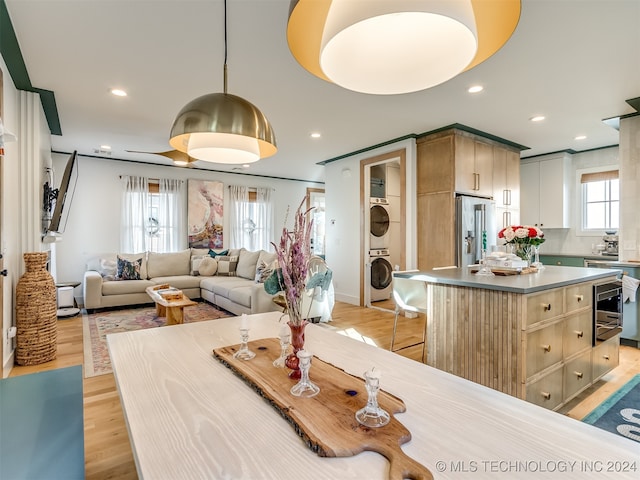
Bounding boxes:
368 197 393 302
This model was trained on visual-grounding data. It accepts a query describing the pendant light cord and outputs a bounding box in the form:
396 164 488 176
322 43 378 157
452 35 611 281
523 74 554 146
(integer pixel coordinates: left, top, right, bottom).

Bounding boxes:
223 0 228 94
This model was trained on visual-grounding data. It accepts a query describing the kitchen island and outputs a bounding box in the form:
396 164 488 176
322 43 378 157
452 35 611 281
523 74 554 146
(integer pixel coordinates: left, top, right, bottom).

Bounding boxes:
394 266 621 410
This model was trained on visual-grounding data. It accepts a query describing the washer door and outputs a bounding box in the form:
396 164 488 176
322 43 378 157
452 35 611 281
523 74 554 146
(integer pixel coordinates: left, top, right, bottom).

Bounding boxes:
371 257 393 290
370 205 390 237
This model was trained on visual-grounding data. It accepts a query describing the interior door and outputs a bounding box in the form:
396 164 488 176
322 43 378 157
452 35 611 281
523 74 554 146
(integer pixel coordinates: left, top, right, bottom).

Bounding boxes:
0 68 5 370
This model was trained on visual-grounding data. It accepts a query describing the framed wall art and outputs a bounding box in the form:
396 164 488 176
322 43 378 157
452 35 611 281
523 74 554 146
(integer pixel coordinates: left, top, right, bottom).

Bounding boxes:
188 179 224 249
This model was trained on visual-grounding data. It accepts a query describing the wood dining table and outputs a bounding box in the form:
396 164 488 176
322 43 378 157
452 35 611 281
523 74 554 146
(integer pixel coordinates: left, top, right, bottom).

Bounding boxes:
107 311 639 479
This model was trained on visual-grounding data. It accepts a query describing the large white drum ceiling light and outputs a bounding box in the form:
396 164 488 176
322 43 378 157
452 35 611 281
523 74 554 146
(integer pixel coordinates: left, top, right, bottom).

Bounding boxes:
287 0 521 95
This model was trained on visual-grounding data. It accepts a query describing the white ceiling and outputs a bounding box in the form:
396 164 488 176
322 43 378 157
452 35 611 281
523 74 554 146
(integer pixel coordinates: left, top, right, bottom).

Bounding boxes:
5 0 640 184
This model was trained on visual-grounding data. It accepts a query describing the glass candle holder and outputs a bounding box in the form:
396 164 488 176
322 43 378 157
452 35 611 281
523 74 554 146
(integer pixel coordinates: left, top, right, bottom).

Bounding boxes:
290 350 320 398
233 327 256 360
273 328 290 368
355 368 390 428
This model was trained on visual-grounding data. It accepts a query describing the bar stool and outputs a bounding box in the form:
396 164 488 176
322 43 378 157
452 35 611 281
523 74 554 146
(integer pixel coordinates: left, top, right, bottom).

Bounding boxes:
390 271 427 358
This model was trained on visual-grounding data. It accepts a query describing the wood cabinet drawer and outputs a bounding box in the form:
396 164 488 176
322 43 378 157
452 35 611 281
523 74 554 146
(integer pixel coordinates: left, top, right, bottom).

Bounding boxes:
526 367 563 410
566 283 592 313
525 321 564 379
593 336 620 380
526 289 564 327
563 311 592 358
564 349 593 401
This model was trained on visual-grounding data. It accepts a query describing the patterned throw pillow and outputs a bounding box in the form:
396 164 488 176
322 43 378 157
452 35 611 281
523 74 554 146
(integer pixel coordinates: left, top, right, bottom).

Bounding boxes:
208 249 229 258
255 259 276 283
216 255 238 276
116 256 142 280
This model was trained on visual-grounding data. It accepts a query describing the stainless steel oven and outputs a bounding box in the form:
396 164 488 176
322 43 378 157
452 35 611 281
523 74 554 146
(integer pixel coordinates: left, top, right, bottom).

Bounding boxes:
593 281 623 343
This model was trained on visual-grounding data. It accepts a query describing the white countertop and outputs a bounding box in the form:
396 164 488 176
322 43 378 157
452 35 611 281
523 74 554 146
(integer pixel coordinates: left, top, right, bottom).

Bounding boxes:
107 312 639 479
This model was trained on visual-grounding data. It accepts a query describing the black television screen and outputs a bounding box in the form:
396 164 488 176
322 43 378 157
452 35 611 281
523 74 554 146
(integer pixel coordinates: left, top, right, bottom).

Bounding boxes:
47 150 78 234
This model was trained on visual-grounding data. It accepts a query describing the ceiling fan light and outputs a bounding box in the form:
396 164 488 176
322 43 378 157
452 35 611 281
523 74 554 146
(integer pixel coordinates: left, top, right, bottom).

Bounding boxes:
187 132 260 164
169 93 277 164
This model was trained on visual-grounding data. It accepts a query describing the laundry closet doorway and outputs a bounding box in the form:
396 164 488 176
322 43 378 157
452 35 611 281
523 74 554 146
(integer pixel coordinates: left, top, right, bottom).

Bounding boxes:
360 149 406 309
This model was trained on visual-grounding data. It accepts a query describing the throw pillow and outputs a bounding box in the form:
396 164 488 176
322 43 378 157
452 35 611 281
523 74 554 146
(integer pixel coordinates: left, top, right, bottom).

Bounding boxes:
216 255 238 276
255 259 277 284
198 257 218 276
236 249 261 280
208 249 229 258
116 255 142 280
98 257 117 278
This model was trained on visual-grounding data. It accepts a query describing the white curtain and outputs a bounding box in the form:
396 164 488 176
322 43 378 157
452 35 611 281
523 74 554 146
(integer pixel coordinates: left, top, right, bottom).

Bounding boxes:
121 175 149 253
254 187 274 251
229 185 250 249
157 178 185 252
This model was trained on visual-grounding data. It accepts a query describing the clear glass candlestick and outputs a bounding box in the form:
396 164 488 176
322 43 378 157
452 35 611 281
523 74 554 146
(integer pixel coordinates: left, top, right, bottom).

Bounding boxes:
290 350 319 397
531 245 545 270
233 328 256 360
355 368 390 428
476 249 495 276
273 330 290 368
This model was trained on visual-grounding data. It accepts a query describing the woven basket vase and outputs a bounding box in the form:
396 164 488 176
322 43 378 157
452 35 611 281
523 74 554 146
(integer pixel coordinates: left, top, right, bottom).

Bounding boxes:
15 252 57 365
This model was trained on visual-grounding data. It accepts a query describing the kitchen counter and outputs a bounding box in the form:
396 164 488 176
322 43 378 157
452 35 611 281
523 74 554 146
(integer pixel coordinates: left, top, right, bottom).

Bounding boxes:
394 265 619 294
541 252 618 260
396 266 621 409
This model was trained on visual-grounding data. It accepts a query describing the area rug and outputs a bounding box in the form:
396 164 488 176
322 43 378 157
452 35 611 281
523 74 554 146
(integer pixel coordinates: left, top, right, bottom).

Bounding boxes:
82 302 232 377
582 374 640 443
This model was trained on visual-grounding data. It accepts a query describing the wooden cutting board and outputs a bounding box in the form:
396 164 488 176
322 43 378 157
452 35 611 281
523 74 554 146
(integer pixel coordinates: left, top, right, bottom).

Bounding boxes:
213 338 433 480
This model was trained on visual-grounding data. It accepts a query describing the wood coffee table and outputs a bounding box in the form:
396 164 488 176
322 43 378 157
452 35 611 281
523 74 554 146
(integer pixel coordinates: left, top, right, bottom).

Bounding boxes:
145 286 197 325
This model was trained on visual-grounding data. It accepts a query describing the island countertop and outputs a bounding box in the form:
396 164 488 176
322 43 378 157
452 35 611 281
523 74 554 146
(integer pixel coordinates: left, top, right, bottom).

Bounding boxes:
394 265 619 294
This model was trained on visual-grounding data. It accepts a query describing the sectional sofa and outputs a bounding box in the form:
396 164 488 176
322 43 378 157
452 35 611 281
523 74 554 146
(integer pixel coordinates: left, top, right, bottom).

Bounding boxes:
82 248 283 316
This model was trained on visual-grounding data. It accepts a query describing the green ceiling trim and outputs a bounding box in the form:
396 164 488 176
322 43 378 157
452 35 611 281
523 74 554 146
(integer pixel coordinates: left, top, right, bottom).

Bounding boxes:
0 0 62 135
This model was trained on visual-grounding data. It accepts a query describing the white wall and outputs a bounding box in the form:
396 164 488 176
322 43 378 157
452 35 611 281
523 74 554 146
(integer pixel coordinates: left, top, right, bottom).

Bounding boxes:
324 138 416 305
1 57 52 375
526 146 619 255
49 153 319 304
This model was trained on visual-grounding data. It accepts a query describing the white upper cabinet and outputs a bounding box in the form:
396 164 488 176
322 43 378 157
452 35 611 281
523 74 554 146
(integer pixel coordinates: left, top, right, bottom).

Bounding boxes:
520 155 571 229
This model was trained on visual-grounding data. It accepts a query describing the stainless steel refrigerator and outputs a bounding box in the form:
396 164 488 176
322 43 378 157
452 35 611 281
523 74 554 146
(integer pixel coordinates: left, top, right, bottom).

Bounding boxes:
455 195 497 267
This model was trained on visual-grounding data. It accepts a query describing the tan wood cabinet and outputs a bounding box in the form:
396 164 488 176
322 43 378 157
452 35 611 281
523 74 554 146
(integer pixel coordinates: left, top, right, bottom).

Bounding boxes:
493 148 520 229
425 277 620 410
416 127 523 270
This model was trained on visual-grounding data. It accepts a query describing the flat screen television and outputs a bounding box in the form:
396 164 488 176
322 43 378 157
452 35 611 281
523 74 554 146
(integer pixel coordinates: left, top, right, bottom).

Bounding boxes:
46 150 78 235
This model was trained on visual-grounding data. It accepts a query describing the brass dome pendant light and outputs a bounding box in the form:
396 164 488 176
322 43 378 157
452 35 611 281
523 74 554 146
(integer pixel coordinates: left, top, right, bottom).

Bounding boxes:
287 0 521 95
170 0 277 164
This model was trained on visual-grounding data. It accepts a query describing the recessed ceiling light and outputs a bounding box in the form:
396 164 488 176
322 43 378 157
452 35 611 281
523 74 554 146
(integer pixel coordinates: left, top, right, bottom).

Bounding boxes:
242 164 250 168
530 115 545 122
575 135 587 140
111 88 127 97
100 145 111 150
310 132 321 139
468 85 483 93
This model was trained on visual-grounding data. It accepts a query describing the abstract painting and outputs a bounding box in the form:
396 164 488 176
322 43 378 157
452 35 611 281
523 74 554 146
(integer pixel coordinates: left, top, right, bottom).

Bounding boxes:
188 179 224 249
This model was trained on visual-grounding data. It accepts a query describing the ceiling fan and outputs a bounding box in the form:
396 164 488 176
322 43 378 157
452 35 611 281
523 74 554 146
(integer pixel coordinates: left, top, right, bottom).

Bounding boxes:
126 149 199 167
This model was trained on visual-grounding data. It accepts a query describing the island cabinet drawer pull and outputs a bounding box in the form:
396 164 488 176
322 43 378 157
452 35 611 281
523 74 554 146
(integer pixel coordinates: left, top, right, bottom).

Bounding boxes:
542 344 552 353
542 303 552 312
603 354 610 361
574 330 584 338
574 371 584 379
541 391 551 400
576 294 584 302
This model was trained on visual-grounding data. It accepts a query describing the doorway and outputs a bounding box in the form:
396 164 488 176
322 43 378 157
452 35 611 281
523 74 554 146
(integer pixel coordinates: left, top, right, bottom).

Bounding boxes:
360 149 406 308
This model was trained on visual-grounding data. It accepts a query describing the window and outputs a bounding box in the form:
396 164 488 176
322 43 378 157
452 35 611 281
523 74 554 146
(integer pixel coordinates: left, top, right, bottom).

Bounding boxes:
581 170 619 231
229 186 274 251
121 176 184 253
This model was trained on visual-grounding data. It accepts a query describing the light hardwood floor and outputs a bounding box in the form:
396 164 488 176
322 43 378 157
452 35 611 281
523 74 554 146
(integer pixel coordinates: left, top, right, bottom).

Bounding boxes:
9 300 640 479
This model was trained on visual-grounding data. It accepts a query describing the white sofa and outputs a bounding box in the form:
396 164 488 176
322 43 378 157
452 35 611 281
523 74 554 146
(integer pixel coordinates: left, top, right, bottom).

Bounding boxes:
83 248 283 316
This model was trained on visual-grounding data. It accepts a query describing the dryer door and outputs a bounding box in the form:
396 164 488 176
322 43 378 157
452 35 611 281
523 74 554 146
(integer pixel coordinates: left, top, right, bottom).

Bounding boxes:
370 204 390 237
371 257 393 290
